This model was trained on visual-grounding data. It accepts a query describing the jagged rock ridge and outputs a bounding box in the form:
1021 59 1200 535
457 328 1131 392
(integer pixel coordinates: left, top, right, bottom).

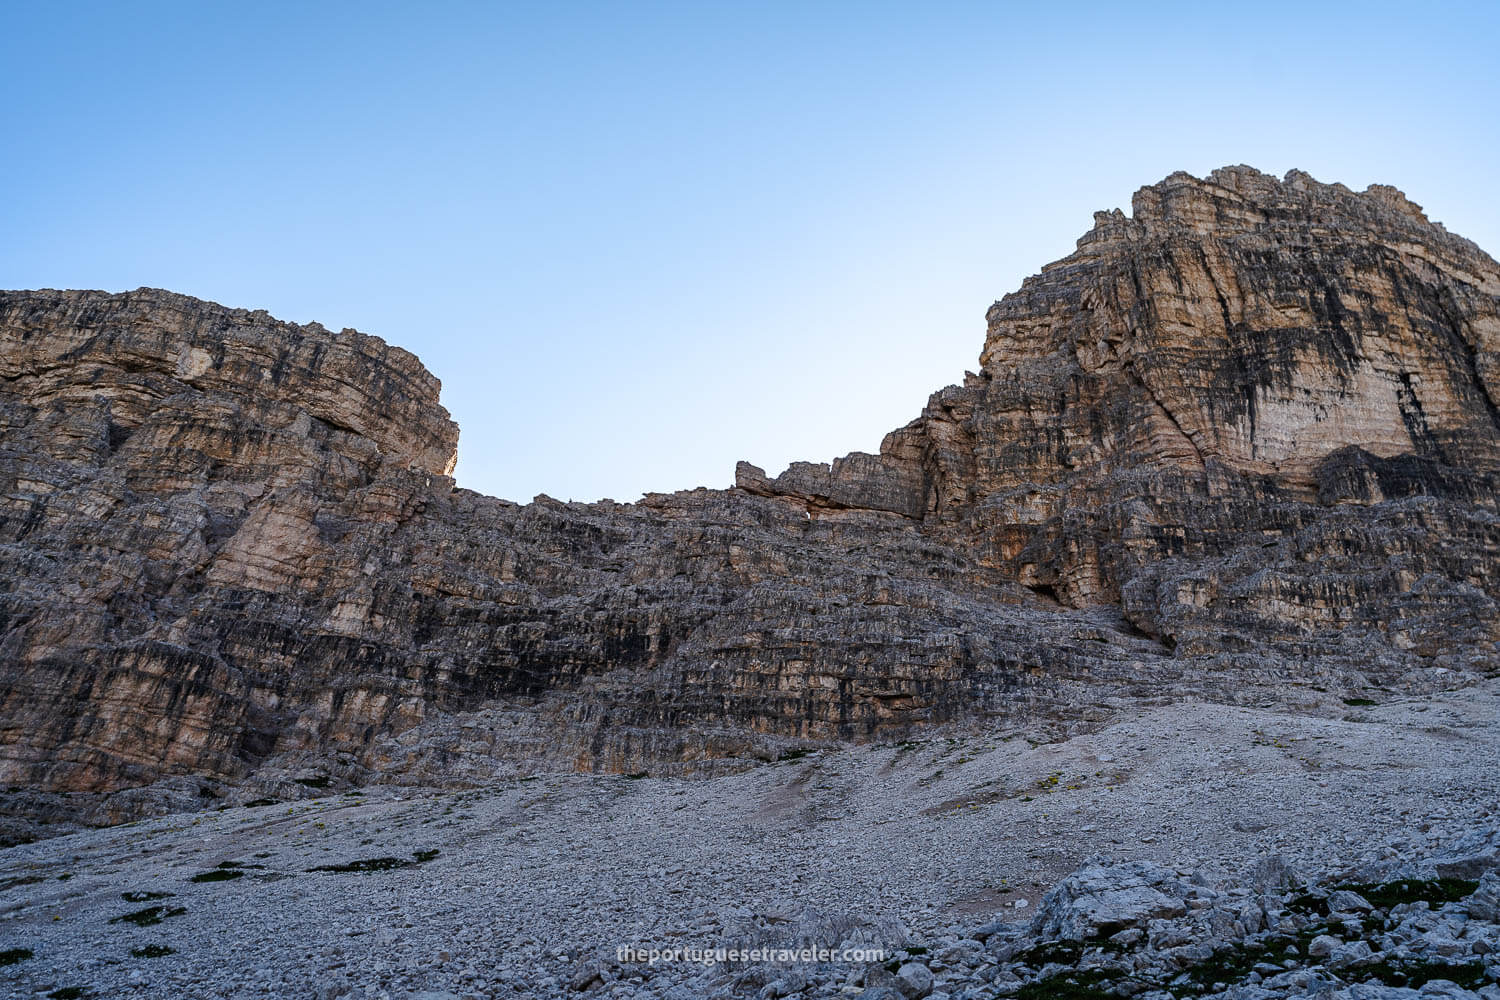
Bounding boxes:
2 166 1497 838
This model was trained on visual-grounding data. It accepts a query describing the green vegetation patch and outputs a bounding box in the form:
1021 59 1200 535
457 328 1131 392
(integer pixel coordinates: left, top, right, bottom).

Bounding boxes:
1014 933 1131 970
308 849 440 874
0 874 46 891
1342 698 1378 707
1286 893 1328 916
1014 968 1121 1000
121 891 173 903
1357 959 1490 990
48 989 85 1000
130 944 175 958
1170 938 1288 996
188 868 244 883
0 947 34 966
1015 940 1089 968
110 905 187 927
1333 878 1478 909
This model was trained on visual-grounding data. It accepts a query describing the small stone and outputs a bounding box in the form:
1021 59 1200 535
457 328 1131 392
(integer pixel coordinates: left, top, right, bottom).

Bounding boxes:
570 965 603 991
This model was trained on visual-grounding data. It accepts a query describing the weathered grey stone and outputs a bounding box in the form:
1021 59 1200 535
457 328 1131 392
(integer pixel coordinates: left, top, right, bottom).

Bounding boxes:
1434 830 1500 880
1308 934 1341 958
1329 890 1374 913
1345 984 1423 1000
937 941 984 968
1469 873 1500 922
894 962 934 999
1416 982 1483 1000
1251 856 1308 895
1328 939 1377 969
1029 862 1189 941
968 920 1010 943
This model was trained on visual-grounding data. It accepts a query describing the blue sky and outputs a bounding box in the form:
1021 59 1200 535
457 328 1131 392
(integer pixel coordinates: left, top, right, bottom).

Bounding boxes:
5 2 1498 502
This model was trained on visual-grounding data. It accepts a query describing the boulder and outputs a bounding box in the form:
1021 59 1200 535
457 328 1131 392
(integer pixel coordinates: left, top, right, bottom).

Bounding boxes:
1029 862 1190 941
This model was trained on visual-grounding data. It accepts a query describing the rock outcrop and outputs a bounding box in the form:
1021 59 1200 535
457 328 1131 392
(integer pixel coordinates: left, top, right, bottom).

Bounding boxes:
2 166 1498 838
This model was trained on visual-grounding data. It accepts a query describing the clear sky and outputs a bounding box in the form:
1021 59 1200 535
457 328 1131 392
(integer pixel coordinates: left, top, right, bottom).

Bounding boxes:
4 2 1498 502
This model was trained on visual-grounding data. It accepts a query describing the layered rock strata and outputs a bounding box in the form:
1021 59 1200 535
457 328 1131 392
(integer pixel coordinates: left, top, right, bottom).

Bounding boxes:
2 166 1497 837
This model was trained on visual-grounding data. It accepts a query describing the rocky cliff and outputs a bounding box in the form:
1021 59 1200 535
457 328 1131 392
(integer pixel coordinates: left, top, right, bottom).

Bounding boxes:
2 166 1498 840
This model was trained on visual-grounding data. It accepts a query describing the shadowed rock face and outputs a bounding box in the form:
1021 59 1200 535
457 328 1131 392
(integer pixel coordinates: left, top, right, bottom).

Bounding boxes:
2 166 1498 837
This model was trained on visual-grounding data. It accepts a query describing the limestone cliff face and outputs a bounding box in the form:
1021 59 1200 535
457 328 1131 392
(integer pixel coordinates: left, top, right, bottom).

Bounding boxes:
3 168 1499 840
744 165 1500 636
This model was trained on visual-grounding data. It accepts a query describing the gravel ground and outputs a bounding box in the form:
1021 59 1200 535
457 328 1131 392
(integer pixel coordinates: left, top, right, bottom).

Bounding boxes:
2 680 1498 999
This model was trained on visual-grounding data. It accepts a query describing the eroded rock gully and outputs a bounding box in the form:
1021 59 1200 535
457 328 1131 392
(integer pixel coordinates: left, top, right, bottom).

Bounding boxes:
2 166 1497 840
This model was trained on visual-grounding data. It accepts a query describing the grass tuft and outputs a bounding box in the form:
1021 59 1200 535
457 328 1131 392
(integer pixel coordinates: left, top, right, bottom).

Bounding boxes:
309 849 440 874
110 906 186 927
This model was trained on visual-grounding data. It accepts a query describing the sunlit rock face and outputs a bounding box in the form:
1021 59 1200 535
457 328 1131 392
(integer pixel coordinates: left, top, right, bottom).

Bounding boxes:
3 166 1498 838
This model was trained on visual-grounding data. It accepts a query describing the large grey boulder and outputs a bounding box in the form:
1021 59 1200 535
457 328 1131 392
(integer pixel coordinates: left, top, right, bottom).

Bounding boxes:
1327 940 1377 970
1432 829 1500 879
1308 934 1341 958
1468 872 1500 922
894 962 935 999
1251 855 1308 894
1028 861 1191 941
